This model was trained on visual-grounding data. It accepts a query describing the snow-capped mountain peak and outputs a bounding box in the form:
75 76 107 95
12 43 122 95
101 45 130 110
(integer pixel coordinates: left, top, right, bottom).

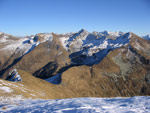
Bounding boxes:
34 33 53 43
108 31 125 37
60 30 131 65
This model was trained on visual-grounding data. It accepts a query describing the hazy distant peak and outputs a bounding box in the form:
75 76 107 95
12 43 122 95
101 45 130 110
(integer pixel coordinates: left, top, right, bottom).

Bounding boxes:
142 34 150 40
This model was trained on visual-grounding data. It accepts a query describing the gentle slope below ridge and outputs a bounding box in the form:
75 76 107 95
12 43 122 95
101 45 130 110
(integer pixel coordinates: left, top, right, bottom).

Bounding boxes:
0 70 65 99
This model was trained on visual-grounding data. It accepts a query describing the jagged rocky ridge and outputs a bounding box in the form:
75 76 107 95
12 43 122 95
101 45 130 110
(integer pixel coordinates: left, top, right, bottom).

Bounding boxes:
0 30 150 98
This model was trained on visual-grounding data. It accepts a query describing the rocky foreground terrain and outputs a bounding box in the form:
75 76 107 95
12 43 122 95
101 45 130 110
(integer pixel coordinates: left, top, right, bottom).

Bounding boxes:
0 29 150 99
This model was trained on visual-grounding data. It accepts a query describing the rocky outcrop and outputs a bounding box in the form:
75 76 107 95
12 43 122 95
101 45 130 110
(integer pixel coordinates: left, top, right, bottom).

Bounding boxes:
6 69 22 82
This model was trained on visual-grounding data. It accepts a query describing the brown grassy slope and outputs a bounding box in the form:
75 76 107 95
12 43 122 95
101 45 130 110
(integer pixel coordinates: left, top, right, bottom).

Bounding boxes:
60 44 150 97
1 46 150 99
0 70 65 99
130 33 150 59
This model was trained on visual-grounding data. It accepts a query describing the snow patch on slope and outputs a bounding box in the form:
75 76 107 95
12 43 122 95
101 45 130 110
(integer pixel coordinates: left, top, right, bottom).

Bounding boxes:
0 86 13 93
36 33 53 43
60 36 70 50
0 34 9 43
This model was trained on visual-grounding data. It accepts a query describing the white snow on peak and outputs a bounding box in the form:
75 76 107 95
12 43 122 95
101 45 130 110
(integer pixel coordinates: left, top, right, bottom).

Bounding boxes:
1 38 26 51
0 30 132 65
60 30 129 54
60 29 89 51
98 40 108 49
0 33 54 57
44 34 53 42
60 37 70 50
0 33 54 68
36 33 53 43
0 36 39 56
59 30 131 65
11 38 39 57
0 34 9 43
108 31 125 37
95 31 125 40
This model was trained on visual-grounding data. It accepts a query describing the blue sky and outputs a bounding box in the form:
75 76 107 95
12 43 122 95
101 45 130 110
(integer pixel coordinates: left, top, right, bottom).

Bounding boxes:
0 0 150 36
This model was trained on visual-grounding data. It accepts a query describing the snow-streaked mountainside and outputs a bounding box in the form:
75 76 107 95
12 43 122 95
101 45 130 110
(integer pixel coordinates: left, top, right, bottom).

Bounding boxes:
60 29 130 65
0 30 128 57
0 96 150 113
0 30 149 58
0 29 148 66
0 32 52 56
0 29 133 79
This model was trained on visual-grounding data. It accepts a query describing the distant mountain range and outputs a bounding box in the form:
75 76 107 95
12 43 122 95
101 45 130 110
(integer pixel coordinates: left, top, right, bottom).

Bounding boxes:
0 29 150 99
142 34 150 40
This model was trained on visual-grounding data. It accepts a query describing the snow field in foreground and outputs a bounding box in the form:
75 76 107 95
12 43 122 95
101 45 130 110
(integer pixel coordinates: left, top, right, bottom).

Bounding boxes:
0 96 150 113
